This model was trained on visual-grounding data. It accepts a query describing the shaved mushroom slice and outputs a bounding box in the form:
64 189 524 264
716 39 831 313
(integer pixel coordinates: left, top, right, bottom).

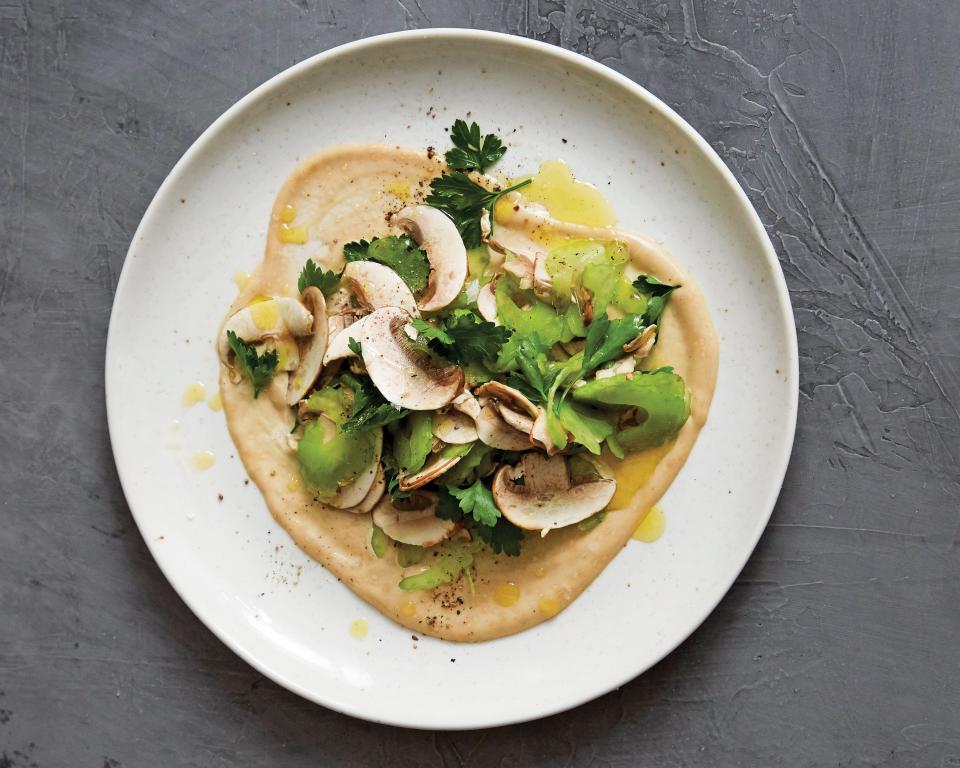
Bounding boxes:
218 296 314 362
478 381 539 442
452 390 482 421
432 409 478 444
532 253 553 299
453 390 531 450
390 205 467 312
623 324 658 357
343 466 385 514
343 261 419 316
372 491 458 547
595 355 636 381
336 307 463 410
286 287 329 405
326 451 383 510
480 208 492 241
477 281 499 324
476 382 539 420
498 404 535 434
502 256 534 290
322 311 380 364
476 403 532 450
492 453 616 535
398 450 466 492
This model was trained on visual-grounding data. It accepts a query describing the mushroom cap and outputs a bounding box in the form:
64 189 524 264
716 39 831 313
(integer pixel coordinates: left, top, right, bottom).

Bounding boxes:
322 311 377 365
432 409 479 444
286 287 329 406
391 205 467 312
218 296 314 362
343 465 385 514
622 323 657 357
397 449 466 492
345 307 464 410
476 281 499 324
491 453 616 534
476 381 539 420
594 354 637 380
497 404 535 434
532 253 553 299
342 260 419 316
476 403 532 450
452 390 531 450
372 491 458 547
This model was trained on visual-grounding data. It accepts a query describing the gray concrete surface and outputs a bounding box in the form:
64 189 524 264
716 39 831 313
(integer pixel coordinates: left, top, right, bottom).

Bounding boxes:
2 1 959 766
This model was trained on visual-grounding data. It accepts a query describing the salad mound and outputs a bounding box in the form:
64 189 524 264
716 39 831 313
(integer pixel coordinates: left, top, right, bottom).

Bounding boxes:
217 120 718 641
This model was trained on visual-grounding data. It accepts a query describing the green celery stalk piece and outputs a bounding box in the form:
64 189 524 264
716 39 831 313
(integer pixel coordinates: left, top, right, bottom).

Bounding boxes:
571 370 690 451
370 524 389 558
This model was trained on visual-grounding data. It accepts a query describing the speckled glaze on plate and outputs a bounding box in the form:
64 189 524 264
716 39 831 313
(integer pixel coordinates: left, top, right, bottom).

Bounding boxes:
105 29 797 729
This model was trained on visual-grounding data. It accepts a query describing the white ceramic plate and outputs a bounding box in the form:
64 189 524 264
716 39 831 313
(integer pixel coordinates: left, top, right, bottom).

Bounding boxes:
106 30 797 729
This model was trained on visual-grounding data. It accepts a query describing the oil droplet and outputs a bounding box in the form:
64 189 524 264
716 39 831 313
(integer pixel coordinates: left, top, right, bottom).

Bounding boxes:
191 451 215 471
280 204 297 223
348 618 368 640
608 441 674 509
279 224 308 244
509 160 616 228
400 601 416 618
274 338 298 369
232 270 250 291
249 299 279 330
181 381 206 408
386 180 411 201
206 391 222 411
538 596 561 618
633 505 666 543
493 582 521 607
286 475 301 492
171 419 181 432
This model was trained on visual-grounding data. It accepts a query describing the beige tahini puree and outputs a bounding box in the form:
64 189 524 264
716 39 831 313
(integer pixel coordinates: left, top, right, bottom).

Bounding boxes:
219 145 718 642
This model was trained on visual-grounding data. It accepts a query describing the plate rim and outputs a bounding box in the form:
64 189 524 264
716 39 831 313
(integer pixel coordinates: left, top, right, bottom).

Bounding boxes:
105 28 799 729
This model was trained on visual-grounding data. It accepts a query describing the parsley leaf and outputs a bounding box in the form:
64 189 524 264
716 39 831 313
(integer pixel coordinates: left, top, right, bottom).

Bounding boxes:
343 235 431 295
339 371 408 433
435 486 463 521
410 318 454 345
582 313 646 374
443 310 512 367
511 333 562 402
419 310 512 369
226 330 277 398
444 119 507 173
347 336 363 357
390 412 434 475
633 274 679 325
425 172 532 248
297 259 341 296
473 517 523 556
446 479 500 528
436 485 523 556
342 239 370 262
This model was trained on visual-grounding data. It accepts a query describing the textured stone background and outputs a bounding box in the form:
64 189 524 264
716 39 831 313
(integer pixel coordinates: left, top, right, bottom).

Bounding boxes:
2 1 959 766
